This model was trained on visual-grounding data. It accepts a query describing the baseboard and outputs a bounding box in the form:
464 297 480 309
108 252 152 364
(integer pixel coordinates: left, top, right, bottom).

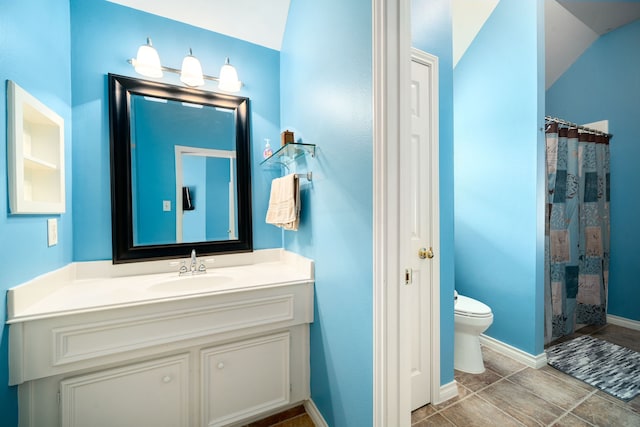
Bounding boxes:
607 314 640 331
433 380 458 405
480 334 547 369
304 399 329 427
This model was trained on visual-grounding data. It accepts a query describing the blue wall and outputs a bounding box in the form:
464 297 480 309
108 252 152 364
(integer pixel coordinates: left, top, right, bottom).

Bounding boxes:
0 0 73 423
183 156 207 242
411 0 456 386
546 20 640 321
70 0 282 260
206 157 234 241
453 0 545 355
279 0 373 425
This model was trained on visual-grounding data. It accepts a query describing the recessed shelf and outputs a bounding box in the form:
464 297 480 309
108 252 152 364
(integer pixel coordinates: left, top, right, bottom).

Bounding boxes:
7 80 65 214
24 155 59 171
260 142 315 169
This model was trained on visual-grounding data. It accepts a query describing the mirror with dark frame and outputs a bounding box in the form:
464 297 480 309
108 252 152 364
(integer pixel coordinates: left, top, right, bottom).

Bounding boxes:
109 73 252 263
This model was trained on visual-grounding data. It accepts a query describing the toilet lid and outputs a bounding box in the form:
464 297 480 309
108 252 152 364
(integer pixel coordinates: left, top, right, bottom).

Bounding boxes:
455 295 492 316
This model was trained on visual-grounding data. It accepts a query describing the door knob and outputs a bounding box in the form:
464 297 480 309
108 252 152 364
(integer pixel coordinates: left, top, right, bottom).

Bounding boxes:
418 247 434 259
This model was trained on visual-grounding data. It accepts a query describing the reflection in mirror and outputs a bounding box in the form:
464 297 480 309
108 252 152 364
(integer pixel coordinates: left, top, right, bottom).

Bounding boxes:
109 74 252 263
175 147 238 244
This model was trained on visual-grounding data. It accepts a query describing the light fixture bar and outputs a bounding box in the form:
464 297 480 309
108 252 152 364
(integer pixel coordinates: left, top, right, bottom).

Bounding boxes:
163 65 222 83
127 60 221 82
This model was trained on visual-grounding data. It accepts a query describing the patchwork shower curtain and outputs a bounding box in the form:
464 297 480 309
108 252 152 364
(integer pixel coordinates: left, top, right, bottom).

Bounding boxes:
544 123 610 343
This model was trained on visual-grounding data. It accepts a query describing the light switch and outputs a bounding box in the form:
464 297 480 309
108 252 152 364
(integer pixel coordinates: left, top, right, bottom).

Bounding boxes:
47 218 58 247
163 200 171 211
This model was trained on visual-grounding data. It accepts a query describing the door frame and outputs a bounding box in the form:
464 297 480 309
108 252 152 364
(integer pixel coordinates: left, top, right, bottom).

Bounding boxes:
373 1 442 425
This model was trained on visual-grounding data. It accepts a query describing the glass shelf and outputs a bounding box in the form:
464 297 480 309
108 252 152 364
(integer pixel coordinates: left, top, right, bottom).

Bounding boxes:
260 142 316 169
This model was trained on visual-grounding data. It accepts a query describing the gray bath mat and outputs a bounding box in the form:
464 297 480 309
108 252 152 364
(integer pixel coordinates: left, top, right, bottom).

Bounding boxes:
546 335 640 401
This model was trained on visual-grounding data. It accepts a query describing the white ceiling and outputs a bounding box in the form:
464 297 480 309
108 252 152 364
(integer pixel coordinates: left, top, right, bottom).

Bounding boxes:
544 0 599 89
545 1 640 88
452 0 499 67
106 0 291 51
110 0 639 89
558 0 640 34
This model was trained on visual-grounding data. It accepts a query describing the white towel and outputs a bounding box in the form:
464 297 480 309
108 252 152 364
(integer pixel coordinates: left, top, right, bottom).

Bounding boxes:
265 174 300 231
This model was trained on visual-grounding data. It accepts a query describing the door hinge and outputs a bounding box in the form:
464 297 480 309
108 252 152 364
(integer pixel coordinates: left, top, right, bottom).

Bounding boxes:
404 268 412 285
57 390 61 405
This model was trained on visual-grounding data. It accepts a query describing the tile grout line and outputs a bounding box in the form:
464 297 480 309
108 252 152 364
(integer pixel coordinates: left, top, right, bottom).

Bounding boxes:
429 377 530 427
496 366 599 427
417 382 479 424
472 389 529 427
546 389 599 427
428 384 475 413
503 365 600 426
498 375 590 425
430 365 528 420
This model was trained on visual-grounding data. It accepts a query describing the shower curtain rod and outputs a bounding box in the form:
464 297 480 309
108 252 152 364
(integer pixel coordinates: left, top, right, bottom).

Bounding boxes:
545 115 613 139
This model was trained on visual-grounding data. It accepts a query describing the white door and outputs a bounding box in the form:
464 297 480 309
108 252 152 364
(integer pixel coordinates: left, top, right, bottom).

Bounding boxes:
404 49 440 411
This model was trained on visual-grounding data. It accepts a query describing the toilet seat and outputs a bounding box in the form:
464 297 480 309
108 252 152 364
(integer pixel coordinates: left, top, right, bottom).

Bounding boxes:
454 295 492 318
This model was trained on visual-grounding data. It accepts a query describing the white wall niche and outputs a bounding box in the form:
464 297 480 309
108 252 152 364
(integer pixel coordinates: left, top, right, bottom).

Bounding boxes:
7 80 65 214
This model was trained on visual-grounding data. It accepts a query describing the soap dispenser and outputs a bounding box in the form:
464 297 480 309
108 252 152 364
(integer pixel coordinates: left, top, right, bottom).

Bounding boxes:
263 138 273 159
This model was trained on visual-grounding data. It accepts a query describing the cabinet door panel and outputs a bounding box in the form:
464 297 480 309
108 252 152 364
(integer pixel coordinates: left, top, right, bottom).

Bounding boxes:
60 354 189 427
202 332 290 426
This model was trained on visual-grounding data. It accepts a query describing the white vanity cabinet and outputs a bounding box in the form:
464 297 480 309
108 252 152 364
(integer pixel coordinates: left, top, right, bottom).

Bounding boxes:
7 252 314 427
60 354 190 427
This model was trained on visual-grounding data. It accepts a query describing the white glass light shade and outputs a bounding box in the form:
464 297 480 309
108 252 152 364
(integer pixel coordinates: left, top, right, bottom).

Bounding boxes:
134 39 162 78
217 57 242 92
180 52 204 87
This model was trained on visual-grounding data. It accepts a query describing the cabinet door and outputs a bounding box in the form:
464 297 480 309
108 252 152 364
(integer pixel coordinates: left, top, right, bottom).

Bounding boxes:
60 354 189 427
201 332 290 427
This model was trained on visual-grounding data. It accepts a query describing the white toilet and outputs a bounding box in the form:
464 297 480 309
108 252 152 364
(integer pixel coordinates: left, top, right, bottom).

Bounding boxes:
454 291 494 374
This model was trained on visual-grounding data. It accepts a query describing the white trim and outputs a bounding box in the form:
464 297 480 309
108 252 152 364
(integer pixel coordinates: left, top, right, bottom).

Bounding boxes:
479 335 548 369
304 399 329 427
435 381 458 405
174 145 237 159
175 145 237 243
607 314 640 331
410 48 442 407
373 0 412 426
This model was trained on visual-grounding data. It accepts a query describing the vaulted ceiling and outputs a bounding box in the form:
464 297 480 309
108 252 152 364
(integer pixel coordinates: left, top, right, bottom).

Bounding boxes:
106 0 291 51
544 0 640 89
453 0 640 89
109 0 640 90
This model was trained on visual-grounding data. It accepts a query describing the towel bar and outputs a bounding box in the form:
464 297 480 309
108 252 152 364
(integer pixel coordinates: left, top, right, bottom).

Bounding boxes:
295 172 313 181
268 161 313 182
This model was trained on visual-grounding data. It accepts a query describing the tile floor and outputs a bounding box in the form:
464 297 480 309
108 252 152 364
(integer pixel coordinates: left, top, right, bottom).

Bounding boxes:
412 324 640 426
244 405 315 427
250 324 640 426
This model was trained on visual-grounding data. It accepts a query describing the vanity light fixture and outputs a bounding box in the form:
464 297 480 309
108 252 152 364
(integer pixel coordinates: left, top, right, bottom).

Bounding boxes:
180 48 204 87
133 37 163 78
218 57 242 92
128 38 243 92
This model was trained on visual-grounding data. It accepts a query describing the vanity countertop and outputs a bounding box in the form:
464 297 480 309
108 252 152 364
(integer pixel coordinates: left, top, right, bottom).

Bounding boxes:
7 249 314 323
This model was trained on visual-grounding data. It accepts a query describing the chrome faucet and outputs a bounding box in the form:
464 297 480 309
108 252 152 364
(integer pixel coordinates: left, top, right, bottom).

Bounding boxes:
178 249 207 276
190 249 198 272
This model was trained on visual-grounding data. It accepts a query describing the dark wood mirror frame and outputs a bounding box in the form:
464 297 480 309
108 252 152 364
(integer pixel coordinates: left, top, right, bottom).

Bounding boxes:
108 73 253 263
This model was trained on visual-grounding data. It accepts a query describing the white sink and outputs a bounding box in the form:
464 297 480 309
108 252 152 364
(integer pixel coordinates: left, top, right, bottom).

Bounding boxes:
150 274 233 292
